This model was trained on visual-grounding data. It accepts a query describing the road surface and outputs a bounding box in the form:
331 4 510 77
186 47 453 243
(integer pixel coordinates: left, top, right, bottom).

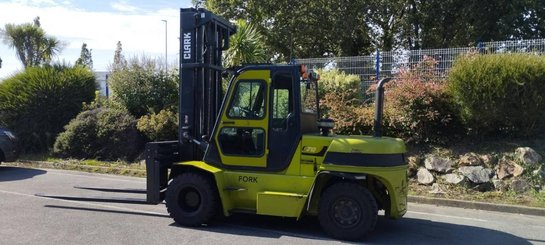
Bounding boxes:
1 166 545 244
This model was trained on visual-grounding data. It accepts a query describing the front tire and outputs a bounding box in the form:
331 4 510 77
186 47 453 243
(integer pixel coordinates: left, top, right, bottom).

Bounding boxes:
318 182 378 241
166 172 219 226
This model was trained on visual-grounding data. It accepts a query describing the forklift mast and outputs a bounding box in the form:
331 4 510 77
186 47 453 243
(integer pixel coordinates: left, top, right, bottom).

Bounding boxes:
179 8 236 161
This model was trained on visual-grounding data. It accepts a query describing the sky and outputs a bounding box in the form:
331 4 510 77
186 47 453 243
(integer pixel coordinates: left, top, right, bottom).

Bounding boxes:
0 0 193 79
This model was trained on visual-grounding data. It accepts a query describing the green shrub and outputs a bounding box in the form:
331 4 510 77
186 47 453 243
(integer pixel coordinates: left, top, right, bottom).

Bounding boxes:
0 64 96 152
448 54 545 136
108 56 178 117
318 68 362 100
318 69 372 134
137 108 178 141
53 107 143 161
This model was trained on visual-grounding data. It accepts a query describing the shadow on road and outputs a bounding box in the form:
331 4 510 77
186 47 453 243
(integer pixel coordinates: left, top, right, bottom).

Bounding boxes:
0 166 46 182
44 205 170 218
372 216 531 245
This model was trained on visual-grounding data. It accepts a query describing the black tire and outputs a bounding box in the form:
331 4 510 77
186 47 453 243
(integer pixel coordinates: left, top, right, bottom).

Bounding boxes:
318 182 378 241
166 172 219 226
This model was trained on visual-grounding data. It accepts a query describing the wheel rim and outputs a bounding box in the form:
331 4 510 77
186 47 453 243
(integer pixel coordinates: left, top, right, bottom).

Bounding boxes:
331 197 361 228
178 187 201 212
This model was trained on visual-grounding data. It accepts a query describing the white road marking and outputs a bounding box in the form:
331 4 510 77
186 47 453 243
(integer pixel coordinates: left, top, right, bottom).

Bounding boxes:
0 189 166 217
407 210 487 222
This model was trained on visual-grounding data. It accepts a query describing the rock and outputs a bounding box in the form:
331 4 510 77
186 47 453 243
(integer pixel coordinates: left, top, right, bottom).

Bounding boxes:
496 156 525 179
458 166 491 184
424 156 453 173
492 179 508 191
515 147 543 166
444 173 465 185
458 153 483 166
532 166 545 180
407 156 420 178
429 183 446 194
417 167 434 185
511 179 531 194
480 154 497 167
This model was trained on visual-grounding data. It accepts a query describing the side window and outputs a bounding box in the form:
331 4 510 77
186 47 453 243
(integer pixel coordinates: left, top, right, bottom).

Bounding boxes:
218 128 265 156
227 80 266 119
271 73 293 131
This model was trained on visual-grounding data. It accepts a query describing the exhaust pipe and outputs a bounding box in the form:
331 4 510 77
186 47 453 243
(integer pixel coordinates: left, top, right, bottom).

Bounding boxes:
374 78 393 137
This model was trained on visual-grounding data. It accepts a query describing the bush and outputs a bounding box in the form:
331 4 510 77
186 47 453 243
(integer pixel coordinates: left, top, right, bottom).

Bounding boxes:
448 53 545 137
383 57 462 144
0 64 96 152
53 107 142 161
318 69 372 134
137 108 178 141
108 56 178 117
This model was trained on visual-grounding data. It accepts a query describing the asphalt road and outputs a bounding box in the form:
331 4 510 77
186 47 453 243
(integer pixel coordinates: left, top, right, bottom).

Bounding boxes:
1 166 545 245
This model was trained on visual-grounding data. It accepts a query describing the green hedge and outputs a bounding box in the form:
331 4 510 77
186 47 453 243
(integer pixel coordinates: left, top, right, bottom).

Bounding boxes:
448 54 545 136
53 107 143 161
0 65 96 152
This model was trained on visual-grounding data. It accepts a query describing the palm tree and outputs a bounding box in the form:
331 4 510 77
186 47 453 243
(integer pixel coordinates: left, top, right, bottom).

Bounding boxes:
224 19 268 67
0 17 64 68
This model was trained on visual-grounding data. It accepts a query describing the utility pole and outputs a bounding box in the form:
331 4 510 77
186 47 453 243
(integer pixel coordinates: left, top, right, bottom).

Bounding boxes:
162 19 168 73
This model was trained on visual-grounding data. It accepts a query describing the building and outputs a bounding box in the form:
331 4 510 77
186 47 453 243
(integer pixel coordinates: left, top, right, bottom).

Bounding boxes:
94 71 110 97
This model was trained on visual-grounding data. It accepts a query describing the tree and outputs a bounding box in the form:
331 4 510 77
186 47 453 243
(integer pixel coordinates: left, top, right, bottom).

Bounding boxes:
224 19 267 67
111 41 127 70
0 16 64 67
205 0 374 60
75 43 93 69
108 56 178 117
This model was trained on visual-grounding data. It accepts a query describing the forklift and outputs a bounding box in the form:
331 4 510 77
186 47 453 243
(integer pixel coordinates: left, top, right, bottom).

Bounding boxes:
42 8 408 241
152 8 408 240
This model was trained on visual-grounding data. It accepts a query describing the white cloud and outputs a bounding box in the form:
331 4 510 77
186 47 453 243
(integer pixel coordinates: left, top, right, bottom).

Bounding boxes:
0 1 182 79
110 0 141 13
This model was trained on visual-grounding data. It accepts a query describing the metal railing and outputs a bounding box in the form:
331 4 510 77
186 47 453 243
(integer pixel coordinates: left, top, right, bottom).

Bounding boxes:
297 39 545 89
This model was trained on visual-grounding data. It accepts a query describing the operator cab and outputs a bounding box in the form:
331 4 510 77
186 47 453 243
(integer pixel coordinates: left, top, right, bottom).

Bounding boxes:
204 64 321 171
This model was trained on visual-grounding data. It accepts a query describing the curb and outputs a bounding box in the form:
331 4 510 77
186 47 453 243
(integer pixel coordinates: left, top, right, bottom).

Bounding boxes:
409 195 545 217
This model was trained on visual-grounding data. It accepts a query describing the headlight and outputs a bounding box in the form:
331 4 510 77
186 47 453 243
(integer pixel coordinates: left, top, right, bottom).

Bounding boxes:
3 130 16 140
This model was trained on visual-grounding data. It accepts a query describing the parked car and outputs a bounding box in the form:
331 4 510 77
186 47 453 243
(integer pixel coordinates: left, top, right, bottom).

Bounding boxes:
0 127 19 164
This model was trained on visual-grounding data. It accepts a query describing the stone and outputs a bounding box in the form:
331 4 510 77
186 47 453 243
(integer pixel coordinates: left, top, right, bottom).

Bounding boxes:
458 153 483 166
533 166 545 178
496 156 525 179
424 156 453 173
417 167 434 185
492 179 508 191
511 179 531 194
515 147 543 166
458 166 491 184
429 183 446 194
444 173 465 185
480 154 497 167
407 156 420 178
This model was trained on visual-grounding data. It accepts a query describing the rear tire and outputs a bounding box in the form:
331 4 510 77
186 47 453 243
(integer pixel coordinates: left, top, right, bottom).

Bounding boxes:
166 172 219 226
318 182 378 241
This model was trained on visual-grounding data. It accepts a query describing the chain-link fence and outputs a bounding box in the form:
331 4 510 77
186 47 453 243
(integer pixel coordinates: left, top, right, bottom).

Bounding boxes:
296 39 545 90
